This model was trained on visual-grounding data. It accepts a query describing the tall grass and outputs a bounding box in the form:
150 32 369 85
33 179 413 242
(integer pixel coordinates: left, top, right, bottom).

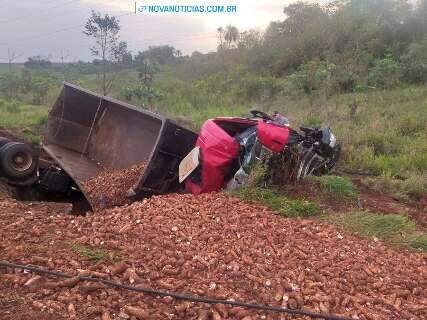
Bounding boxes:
0 98 48 130
326 212 427 251
268 85 427 198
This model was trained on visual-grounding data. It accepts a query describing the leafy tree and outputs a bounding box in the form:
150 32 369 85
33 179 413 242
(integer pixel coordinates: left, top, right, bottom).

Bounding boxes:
83 11 128 95
135 45 178 65
238 30 262 50
217 27 226 51
24 56 52 69
224 25 239 49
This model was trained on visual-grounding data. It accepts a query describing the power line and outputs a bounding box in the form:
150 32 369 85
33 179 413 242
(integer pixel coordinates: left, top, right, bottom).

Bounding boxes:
0 260 354 320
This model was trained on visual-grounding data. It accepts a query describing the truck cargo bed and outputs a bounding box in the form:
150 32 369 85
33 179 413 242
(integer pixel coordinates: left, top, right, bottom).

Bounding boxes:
43 83 197 209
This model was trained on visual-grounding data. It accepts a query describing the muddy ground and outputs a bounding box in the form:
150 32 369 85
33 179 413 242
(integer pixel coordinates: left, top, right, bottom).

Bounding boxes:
1 190 426 320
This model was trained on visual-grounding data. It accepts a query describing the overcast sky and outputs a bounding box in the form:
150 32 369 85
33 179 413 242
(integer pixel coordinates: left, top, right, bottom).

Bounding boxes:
0 0 299 62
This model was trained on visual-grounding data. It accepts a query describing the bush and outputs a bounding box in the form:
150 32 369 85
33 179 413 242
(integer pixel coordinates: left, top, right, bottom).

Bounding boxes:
120 85 165 109
400 39 427 84
367 56 400 89
287 61 329 95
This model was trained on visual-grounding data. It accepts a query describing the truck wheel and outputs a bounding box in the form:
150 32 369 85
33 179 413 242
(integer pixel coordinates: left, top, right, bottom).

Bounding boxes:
0 142 37 179
0 137 11 149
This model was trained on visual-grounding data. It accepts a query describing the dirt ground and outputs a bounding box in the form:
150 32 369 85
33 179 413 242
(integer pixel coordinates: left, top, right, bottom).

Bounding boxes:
1 191 426 320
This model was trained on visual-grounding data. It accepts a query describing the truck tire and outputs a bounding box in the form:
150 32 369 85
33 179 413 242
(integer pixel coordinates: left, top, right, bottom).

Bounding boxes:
0 142 37 179
0 137 11 149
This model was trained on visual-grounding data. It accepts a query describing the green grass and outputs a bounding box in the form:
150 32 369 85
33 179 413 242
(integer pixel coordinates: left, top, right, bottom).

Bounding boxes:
363 174 427 201
67 241 110 262
0 99 48 129
312 175 358 199
0 63 24 73
233 187 320 218
269 85 427 199
326 212 427 251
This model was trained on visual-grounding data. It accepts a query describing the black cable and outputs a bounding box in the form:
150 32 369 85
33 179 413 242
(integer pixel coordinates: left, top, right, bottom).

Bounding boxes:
0 260 353 320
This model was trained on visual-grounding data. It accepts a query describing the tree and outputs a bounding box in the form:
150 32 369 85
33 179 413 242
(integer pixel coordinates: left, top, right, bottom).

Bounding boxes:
24 56 52 69
224 25 239 49
83 11 127 95
368 55 400 89
238 30 262 50
217 27 226 51
400 38 427 84
134 45 178 65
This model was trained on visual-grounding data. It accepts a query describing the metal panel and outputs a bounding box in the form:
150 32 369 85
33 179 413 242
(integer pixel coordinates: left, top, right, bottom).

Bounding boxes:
43 83 198 209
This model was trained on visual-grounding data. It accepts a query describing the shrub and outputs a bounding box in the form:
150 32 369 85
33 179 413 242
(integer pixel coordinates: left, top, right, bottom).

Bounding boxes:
400 39 427 84
367 56 400 89
287 61 330 95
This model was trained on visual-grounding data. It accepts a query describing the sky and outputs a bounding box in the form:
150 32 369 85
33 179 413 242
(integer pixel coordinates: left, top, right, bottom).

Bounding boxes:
0 0 294 62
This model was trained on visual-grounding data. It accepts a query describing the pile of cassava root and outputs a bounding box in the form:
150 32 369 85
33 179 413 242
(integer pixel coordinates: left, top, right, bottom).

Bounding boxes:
81 162 147 211
0 192 426 320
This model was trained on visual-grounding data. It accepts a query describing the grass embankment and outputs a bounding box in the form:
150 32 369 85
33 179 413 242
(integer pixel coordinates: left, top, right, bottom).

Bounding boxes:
106 66 426 199
234 176 427 251
325 212 427 251
270 86 427 199
0 98 48 143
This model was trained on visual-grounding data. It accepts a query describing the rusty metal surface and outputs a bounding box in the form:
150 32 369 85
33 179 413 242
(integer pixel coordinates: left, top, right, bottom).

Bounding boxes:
42 144 101 182
43 83 198 207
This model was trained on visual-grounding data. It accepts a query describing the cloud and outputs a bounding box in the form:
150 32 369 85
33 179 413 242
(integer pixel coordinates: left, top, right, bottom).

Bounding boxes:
0 0 292 61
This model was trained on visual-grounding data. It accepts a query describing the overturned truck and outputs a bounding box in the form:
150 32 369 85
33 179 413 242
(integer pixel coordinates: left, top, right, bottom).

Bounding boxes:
0 83 340 211
0 83 197 210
